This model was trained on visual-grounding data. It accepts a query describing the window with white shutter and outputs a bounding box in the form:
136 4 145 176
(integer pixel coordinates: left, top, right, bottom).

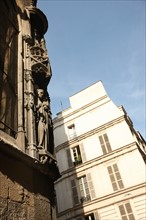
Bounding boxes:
118 202 135 220
80 143 86 162
107 163 124 191
99 133 112 154
78 175 91 203
71 173 95 206
72 145 82 166
86 173 96 199
66 145 83 168
85 213 95 220
94 211 100 220
78 173 95 203
68 124 77 139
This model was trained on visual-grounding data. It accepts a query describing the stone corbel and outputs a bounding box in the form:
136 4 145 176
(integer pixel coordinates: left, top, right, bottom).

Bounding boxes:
39 149 56 165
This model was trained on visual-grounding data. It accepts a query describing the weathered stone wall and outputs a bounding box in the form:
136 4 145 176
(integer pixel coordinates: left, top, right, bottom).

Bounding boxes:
0 1 60 219
0 142 56 219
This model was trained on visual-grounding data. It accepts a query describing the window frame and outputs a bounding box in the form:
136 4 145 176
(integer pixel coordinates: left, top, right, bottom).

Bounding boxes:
99 133 112 154
107 163 124 191
78 175 91 203
71 173 95 206
72 145 82 165
118 202 135 220
67 123 77 139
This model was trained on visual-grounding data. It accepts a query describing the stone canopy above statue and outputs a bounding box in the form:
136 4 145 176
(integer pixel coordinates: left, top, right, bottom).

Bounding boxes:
30 42 52 88
27 7 48 36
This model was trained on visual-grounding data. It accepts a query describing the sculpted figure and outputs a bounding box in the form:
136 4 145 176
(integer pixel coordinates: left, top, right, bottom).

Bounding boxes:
36 89 50 150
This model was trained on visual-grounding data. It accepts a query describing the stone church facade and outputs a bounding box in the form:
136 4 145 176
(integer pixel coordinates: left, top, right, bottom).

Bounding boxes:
0 0 60 219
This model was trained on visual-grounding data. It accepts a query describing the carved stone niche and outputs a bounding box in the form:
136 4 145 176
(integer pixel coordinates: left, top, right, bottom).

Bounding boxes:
39 149 55 165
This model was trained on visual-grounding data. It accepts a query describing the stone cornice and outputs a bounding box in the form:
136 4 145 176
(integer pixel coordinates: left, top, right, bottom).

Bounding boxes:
55 115 126 152
55 142 138 182
53 95 109 124
57 182 146 218
0 131 60 180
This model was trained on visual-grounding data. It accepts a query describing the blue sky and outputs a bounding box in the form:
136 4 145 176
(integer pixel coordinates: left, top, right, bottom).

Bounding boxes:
37 0 145 139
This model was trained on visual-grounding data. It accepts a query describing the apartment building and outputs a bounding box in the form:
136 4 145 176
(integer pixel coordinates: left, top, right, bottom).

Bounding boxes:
53 81 146 220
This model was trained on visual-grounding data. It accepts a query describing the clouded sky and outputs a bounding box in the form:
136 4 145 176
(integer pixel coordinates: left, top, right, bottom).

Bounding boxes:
38 0 145 139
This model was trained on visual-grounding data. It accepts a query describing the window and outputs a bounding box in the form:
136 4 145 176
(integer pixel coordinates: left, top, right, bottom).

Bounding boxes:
68 124 77 139
66 145 82 168
99 133 112 154
79 176 91 203
77 213 97 220
72 145 82 165
107 163 124 191
119 202 135 220
85 213 95 220
71 174 95 206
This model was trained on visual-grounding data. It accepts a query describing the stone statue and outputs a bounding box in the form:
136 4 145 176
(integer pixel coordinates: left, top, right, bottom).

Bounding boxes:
36 89 50 151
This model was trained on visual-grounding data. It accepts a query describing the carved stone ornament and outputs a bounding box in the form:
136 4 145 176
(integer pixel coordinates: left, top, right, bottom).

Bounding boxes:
24 91 34 110
22 35 33 44
24 71 34 83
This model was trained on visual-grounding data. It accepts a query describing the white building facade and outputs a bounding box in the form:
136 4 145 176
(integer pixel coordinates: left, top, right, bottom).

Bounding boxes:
53 81 146 220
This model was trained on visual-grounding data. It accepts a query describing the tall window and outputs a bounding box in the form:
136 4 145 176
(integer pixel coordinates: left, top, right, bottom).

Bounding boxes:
118 202 135 220
71 174 95 206
99 133 112 154
107 163 124 191
72 145 82 165
79 176 90 203
66 145 82 168
68 124 77 139
85 213 95 220
77 213 97 220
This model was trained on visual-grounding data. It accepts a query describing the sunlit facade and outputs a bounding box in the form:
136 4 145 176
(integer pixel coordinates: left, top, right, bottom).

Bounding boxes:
53 81 146 220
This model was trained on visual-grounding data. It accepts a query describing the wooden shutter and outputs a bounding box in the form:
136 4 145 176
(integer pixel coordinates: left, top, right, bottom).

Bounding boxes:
119 203 135 220
94 211 100 220
80 143 86 162
107 164 124 191
113 164 124 189
125 203 135 220
103 133 112 152
66 149 73 168
86 173 96 199
99 135 107 154
107 165 118 191
71 179 79 205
